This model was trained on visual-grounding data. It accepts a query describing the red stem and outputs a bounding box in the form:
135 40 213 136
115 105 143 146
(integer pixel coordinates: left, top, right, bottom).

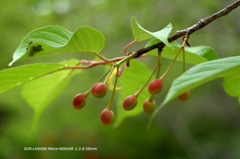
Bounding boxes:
123 38 139 56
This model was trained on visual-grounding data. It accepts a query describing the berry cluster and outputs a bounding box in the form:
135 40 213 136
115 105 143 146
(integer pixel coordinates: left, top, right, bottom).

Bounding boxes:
72 65 119 126
72 34 190 126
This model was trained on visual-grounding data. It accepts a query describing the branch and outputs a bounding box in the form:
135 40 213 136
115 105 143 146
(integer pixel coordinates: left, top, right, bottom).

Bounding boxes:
65 1 240 70
66 56 125 69
136 0 240 57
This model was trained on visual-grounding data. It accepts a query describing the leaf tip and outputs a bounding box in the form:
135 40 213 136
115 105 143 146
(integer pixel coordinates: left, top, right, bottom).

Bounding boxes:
131 16 136 21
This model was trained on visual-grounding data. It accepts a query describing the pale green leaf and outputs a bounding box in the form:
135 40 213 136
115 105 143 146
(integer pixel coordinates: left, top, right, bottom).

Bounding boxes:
0 63 67 93
9 26 105 65
131 17 152 41
21 59 81 127
146 40 218 65
113 59 153 128
148 56 240 128
131 17 172 48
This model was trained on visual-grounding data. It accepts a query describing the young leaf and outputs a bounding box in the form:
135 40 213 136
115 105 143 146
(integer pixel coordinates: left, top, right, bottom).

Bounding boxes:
21 59 81 127
146 40 218 65
148 56 240 128
223 72 240 104
113 59 153 128
0 63 67 93
131 17 173 48
9 26 105 65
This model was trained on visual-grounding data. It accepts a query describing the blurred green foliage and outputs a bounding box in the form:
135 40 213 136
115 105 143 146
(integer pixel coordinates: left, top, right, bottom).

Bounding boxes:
0 0 240 159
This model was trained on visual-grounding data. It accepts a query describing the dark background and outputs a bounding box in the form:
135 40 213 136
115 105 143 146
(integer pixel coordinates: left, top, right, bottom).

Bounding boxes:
0 0 240 158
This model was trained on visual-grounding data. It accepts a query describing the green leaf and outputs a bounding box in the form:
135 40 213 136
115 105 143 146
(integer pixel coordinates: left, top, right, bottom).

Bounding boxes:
223 71 240 104
113 59 152 128
21 59 81 127
146 40 218 65
9 26 105 65
131 17 173 48
0 63 67 93
148 56 240 127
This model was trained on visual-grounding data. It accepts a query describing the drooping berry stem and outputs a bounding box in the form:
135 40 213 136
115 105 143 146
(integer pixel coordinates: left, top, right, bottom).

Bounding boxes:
160 49 181 81
103 65 115 84
156 49 162 79
183 47 186 73
134 62 159 98
84 68 111 97
160 34 189 81
107 65 119 110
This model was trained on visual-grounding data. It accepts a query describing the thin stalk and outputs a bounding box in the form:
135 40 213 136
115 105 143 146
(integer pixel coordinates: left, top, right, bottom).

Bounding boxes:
123 38 139 55
134 63 159 98
107 65 119 110
156 49 162 78
159 48 182 81
160 34 189 81
103 65 115 84
84 68 111 97
89 52 111 62
183 47 185 73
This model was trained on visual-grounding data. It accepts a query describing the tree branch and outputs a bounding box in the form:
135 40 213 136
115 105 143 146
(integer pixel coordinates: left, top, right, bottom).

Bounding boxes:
136 0 240 57
65 1 240 70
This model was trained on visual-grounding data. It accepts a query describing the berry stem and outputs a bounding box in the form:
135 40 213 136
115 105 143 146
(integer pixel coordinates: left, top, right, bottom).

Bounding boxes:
107 65 120 110
103 65 115 84
183 47 186 73
84 68 111 97
156 49 162 79
148 94 154 102
134 62 159 98
160 34 189 81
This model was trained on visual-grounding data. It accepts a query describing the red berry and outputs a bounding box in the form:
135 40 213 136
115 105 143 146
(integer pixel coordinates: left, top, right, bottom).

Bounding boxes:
122 95 138 111
72 93 87 110
148 79 163 95
177 91 190 102
143 99 156 115
100 108 114 125
92 82 107 98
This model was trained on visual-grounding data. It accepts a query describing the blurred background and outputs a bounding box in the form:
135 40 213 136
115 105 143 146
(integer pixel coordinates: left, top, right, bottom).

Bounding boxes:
0 0 240 158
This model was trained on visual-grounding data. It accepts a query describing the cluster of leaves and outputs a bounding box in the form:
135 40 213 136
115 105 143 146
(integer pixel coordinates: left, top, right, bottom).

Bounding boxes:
1 17 240 128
